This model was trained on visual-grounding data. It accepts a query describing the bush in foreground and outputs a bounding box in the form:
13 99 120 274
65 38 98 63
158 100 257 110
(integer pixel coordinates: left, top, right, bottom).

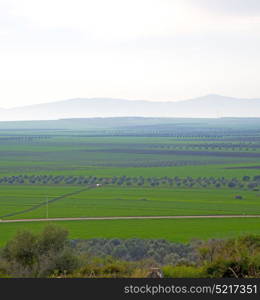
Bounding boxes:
0 225 79 277
1 225 260 278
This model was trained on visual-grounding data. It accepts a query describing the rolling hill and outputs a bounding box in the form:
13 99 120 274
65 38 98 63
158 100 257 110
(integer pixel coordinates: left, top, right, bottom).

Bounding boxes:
1 94 260 121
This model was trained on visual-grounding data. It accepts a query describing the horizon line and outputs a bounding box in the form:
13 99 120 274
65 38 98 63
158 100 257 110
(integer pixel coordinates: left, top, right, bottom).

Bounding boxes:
1 93 260 110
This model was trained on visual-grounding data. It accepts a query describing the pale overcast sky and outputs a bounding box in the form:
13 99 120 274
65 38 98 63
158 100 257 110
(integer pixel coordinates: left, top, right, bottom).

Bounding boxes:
0 0 260 108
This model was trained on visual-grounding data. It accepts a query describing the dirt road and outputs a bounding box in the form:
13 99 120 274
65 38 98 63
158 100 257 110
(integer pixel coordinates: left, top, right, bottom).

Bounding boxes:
1 215 260 223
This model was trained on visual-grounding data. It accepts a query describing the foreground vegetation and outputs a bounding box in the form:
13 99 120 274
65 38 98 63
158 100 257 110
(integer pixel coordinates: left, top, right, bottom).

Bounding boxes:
1 225 260 278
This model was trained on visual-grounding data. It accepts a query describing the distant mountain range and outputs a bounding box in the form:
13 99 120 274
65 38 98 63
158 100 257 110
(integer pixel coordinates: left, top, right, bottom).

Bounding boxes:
1 94 260 121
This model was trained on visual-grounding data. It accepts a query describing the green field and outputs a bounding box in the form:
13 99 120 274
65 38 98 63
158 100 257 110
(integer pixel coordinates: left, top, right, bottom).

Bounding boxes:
1 117 260 245
1 218 260 246
1 186 260 220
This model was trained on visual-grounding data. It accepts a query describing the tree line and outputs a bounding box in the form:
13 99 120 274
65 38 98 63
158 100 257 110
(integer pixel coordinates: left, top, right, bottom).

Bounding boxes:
0 174 260 190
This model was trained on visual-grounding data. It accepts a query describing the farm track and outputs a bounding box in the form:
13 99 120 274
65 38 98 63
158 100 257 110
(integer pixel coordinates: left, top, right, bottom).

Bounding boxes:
0 186 92 219
2 215 260 223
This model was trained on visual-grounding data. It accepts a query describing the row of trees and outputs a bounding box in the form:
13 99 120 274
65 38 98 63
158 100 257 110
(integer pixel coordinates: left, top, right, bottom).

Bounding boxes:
73 238 196 265
0 174 259 190
151 144 258 151
0 135 51 142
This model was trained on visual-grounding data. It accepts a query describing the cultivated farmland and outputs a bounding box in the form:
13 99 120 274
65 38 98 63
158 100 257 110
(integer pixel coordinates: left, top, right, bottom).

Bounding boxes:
1 117 260 245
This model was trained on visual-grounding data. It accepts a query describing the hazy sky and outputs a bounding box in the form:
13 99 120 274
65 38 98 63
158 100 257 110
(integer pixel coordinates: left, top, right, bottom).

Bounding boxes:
0 0 260 108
